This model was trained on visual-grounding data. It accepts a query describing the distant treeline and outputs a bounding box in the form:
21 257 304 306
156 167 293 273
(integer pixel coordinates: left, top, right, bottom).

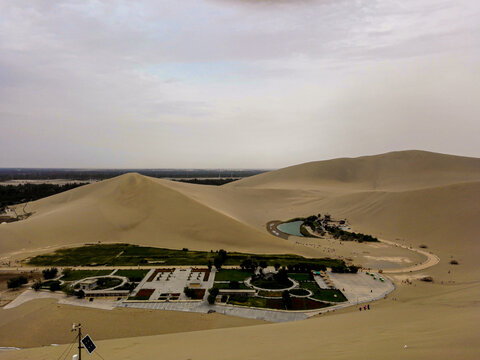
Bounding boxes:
174 178 238 186
0 168 266 182
0 183 87 210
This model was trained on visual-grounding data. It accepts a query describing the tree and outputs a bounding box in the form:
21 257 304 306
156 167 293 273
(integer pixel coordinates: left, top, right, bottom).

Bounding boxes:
49 281 61 292
274 268 290 285
42 267 58 280
213 256 224 270
32 281 42 291
259 260 267 269
282 290 292 310
7 276 28 289
184 287 195 299
62 268 71 278
207 287 219 305
207 260 212 271
75 289 85 299
218 249 227 261
274 263 281 271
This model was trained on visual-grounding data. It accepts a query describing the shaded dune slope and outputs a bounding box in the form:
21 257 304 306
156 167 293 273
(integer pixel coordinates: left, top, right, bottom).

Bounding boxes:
0 173 297 255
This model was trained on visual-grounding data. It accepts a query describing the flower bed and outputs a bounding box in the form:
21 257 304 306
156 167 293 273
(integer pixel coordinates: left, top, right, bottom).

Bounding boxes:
129 288 155 300
147 269 174 282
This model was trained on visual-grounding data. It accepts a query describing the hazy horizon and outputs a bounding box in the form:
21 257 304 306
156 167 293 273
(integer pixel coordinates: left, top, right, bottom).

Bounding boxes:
1 0 479 168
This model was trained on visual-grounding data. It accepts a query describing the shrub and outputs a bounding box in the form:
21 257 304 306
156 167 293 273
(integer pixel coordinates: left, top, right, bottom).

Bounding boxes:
42 267 58 280
209 287 219 297
282 290 292 310
7 276 28 289
49 280 61 292
32 281 42 291
184 287 195 298
450 260 459 265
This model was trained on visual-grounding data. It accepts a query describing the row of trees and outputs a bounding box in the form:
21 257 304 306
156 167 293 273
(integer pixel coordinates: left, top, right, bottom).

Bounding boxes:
0 183 87 211
324 225 378 242
331 265 359 274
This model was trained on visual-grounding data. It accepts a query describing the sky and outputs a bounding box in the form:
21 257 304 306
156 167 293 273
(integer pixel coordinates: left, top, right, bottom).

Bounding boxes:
1 0 479 169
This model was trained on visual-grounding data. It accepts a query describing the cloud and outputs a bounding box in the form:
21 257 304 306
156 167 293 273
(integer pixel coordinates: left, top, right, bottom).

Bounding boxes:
0 0 479 167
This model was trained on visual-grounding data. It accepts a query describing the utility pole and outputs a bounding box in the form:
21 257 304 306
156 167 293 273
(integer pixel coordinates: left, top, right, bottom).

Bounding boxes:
72 323 83 360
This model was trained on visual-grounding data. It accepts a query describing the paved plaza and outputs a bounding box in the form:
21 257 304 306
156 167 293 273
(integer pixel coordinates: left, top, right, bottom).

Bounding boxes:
132 268 215 301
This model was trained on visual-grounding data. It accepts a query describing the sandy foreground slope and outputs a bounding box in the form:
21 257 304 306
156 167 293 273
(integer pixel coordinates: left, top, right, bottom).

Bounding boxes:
0 150 479 359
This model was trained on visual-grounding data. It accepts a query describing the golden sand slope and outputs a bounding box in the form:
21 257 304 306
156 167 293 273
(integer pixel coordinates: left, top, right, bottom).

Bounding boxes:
0 173 300 257
226 150 480 190
1 150 479 359
0 299 265 348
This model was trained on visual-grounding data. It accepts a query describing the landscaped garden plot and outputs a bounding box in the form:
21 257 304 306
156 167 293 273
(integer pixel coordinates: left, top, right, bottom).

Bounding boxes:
214 269 252 282
287 273 312 282
251 277 293 290
300 282 347 302
257 290 283 297
227 295 269 308
61 270 111 282
212 282 250 290
289 288 310 296
226 295 329 310
115 269 149 282
27 243 345 269
95 277 122 290
290 298 330 310
147 269 174 282
184 288 205 300
129 288 154 300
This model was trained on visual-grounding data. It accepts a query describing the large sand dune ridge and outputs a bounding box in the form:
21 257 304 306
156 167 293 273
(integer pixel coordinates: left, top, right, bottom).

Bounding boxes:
1 150 479 359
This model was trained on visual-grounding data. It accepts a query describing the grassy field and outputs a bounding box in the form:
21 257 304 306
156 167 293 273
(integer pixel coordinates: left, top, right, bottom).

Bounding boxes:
299 282 347 302
257 290 283 297
214 269 252 282
212 282 250 290
115 269 150 282
26 243 346 268
287 273 312 282
61 270 111 281
227 295 269 308
251 278 293 290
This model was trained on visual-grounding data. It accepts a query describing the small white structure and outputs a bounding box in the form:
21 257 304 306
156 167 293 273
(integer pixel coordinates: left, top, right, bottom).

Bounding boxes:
78 279 97 291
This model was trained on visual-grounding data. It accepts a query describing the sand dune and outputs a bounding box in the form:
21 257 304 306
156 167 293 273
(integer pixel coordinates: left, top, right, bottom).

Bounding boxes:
227 150 480 191
0 173 299 257
1 150 479 359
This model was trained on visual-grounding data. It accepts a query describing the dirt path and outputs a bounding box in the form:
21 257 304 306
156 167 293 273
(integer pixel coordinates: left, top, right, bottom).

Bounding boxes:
379 239 440 274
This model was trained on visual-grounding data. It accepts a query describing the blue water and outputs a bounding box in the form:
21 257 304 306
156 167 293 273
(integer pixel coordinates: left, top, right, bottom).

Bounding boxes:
277 221 304 237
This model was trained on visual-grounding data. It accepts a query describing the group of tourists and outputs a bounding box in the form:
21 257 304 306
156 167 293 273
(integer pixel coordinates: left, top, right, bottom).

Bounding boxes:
359 304 370 311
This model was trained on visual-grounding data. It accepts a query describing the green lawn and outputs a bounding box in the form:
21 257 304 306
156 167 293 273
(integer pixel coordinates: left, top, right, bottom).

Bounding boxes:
212 282 250 290
257 290 283 297
214 269 252 282
300 282 347 302
26 243 346 269
251 278 293 290
61 270 111 282
115 269 150 282
95 277 122 290
289 288 310 296
227 296 268 308
287 273 312 282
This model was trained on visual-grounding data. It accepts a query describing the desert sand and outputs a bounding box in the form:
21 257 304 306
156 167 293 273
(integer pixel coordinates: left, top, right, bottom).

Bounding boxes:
0 150 479 359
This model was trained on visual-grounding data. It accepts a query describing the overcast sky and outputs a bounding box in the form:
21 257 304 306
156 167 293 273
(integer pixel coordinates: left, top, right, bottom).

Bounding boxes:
1 0 479 168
